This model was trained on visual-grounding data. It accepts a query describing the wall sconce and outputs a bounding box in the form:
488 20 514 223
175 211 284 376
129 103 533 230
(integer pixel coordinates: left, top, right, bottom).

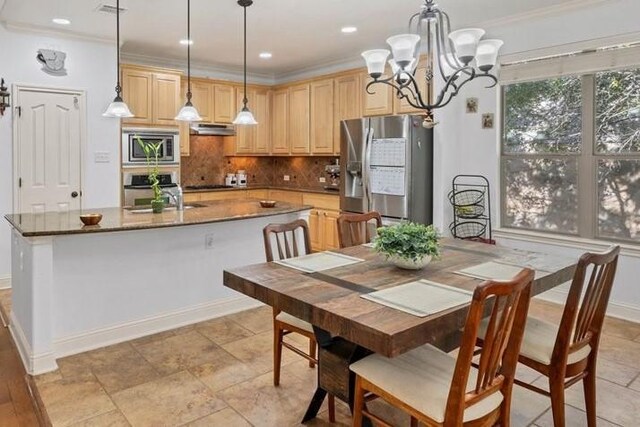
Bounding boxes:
0 79 9 116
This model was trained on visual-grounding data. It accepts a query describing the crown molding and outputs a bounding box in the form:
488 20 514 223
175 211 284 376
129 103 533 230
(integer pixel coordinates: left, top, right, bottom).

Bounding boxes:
1 20 113 45
476 0 611 29
274 56 364 85
119 52 276 85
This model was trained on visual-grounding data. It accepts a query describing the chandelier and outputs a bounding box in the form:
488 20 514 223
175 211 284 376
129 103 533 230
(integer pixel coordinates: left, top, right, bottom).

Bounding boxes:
361 0 503 127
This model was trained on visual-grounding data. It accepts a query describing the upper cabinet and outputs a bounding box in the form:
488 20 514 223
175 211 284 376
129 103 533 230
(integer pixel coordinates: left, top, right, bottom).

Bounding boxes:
310 79 335 154
189 81 213 122
362 72 394 117
233 87 271 155
213 84 236 124
271 88 289 155
122 65 181 126
334 74 362 153
121 67 153 124
289 84 311 154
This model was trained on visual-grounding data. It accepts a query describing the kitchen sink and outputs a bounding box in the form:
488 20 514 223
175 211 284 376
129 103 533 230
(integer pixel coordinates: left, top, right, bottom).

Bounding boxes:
125 203 206 214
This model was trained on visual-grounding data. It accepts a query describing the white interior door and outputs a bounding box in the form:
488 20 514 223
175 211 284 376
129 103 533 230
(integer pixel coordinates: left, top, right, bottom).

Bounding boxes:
15 87 84 214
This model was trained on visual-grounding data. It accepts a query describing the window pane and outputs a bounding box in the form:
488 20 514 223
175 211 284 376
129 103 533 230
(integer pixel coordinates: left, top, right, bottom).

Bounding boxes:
598 159 640 241
596 69 640 153
503 158 578 233
503 77 582 153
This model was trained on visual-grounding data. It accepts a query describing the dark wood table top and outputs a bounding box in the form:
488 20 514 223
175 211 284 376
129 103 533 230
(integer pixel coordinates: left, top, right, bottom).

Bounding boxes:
223 238 577 357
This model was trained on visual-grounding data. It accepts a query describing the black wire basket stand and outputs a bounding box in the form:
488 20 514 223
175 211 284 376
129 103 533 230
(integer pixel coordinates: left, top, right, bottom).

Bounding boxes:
448 174 494 244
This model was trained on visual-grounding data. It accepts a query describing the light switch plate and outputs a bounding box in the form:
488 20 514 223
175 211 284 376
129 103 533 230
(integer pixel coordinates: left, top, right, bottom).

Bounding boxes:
94 151 110 163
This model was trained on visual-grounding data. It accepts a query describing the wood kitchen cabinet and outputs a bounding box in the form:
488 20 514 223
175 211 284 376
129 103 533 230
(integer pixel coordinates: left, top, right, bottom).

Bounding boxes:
310 79 335 154
334 73 362 154
179 121 191 157
234 87 270 154
214 84 236 123
121 65 181 126
271 88 289 154
121 67 153 124
189 81 213 122
362 72 394 116
289 84 311 154
152 73 181 126
302 193 340 251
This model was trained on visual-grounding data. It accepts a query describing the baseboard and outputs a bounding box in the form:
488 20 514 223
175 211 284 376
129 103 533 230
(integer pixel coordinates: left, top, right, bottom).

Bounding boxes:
52 295 263 361
9 312 58 375
0 276 11 290
535 289 640 323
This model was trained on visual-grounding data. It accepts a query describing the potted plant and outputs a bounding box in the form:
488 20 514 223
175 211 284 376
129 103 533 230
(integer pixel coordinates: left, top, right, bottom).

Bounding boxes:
135 136 165 214
374 222 440 270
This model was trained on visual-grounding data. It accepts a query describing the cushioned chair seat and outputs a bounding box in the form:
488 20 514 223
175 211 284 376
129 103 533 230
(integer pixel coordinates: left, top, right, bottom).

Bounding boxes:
479 317 591 365
350 344 503 424
276 312 314 333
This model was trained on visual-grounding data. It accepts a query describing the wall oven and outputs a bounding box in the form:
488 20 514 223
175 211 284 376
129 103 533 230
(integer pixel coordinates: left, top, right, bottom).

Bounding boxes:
122 127 180 166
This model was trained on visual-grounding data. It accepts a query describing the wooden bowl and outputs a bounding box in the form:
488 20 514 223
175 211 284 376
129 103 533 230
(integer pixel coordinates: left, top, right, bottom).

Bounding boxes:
259 200 277 208
80 213 103 226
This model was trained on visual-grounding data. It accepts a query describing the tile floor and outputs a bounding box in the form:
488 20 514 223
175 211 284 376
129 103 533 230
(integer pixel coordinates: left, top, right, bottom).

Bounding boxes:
2 291 640 427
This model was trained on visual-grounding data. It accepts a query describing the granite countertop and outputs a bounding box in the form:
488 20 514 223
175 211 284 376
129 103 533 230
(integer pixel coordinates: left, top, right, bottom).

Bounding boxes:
183 185 340 196
5 198 312 237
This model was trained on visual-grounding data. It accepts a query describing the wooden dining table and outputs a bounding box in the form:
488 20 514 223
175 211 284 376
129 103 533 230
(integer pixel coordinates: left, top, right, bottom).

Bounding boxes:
223 237 577 425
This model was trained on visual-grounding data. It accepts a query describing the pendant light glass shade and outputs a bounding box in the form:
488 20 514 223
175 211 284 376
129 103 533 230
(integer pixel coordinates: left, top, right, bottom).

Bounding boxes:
103 0 133 119
233 107 258 125
386 34 420 66
361 49 390 77
175 103 202 121
448 28 485 64
103 96 133 118
176 0 202 122
389 58 416 82
475 39 504 72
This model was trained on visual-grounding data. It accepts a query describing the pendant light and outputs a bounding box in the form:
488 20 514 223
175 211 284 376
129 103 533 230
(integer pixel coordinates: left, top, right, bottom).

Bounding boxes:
233 0 257 125
103 0 133 118
175 0 202 121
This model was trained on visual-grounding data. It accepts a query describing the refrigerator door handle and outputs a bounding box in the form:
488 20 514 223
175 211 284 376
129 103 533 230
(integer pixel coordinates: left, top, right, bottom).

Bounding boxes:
364 127 374 212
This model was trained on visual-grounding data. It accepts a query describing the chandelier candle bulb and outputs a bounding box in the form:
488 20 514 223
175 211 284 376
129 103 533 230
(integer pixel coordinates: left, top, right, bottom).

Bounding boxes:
475 39 504 72
361 49 390 78
386 34 421 67
448 28 485 64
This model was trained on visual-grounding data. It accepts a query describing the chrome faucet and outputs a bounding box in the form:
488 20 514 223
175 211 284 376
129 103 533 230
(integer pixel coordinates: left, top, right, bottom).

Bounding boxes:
162 185 184 211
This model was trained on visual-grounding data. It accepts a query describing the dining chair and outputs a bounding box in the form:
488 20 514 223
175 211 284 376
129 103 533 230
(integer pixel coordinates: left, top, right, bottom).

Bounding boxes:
477 246 620 427
350 268 534 427
337 211 383 248
263 219 335 422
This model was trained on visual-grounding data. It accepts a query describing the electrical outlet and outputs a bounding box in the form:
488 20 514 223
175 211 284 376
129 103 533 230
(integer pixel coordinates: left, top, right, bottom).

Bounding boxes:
204 234 215 249
283 175 290 181
319 177 326 183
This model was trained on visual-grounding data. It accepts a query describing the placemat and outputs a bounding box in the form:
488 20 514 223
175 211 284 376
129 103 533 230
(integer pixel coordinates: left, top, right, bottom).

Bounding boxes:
454 261 547 281
361 279 473 317
275 251 364 273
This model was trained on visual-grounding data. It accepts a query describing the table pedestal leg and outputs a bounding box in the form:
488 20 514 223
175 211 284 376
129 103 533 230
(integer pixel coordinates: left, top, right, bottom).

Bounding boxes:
301 327 372 426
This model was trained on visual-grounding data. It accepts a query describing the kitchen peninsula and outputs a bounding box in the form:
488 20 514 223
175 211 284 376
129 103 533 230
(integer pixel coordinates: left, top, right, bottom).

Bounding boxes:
5 198 311 374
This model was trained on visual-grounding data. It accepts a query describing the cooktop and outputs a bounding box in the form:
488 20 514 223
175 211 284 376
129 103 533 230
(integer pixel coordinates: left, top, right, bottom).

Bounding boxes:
185 184 235 190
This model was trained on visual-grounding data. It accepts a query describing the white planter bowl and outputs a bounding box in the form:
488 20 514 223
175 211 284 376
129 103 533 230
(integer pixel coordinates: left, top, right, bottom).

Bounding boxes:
387 254 432 270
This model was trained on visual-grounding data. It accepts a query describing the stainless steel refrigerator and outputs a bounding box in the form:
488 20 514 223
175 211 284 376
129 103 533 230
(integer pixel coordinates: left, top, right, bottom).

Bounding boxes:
340 115 433 224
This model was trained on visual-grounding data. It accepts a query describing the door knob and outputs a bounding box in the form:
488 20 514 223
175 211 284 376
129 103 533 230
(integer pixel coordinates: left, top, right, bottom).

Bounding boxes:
71 191 79 198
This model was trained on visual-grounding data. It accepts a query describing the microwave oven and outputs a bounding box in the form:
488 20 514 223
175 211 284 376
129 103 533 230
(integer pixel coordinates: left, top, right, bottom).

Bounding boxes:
122 127 180 166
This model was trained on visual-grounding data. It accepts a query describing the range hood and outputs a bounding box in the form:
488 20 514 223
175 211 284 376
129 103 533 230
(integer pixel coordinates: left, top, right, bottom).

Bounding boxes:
190 123 236 136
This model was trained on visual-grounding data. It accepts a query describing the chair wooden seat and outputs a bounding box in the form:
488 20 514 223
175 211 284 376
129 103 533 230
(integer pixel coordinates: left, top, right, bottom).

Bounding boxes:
476 245 620 427
351 344 504 424
337 211 383 248
275 311 313 333
350 268 534 427
479 317 591 366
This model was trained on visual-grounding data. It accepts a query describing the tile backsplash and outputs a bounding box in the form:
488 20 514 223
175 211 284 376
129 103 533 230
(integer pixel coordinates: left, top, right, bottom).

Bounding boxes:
181 135 338 190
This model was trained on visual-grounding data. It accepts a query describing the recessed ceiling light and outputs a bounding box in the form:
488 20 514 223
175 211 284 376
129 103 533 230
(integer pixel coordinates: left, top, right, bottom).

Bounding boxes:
259 52 273 59
341 26 357 34
52 18 71 25
179 39 194 45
